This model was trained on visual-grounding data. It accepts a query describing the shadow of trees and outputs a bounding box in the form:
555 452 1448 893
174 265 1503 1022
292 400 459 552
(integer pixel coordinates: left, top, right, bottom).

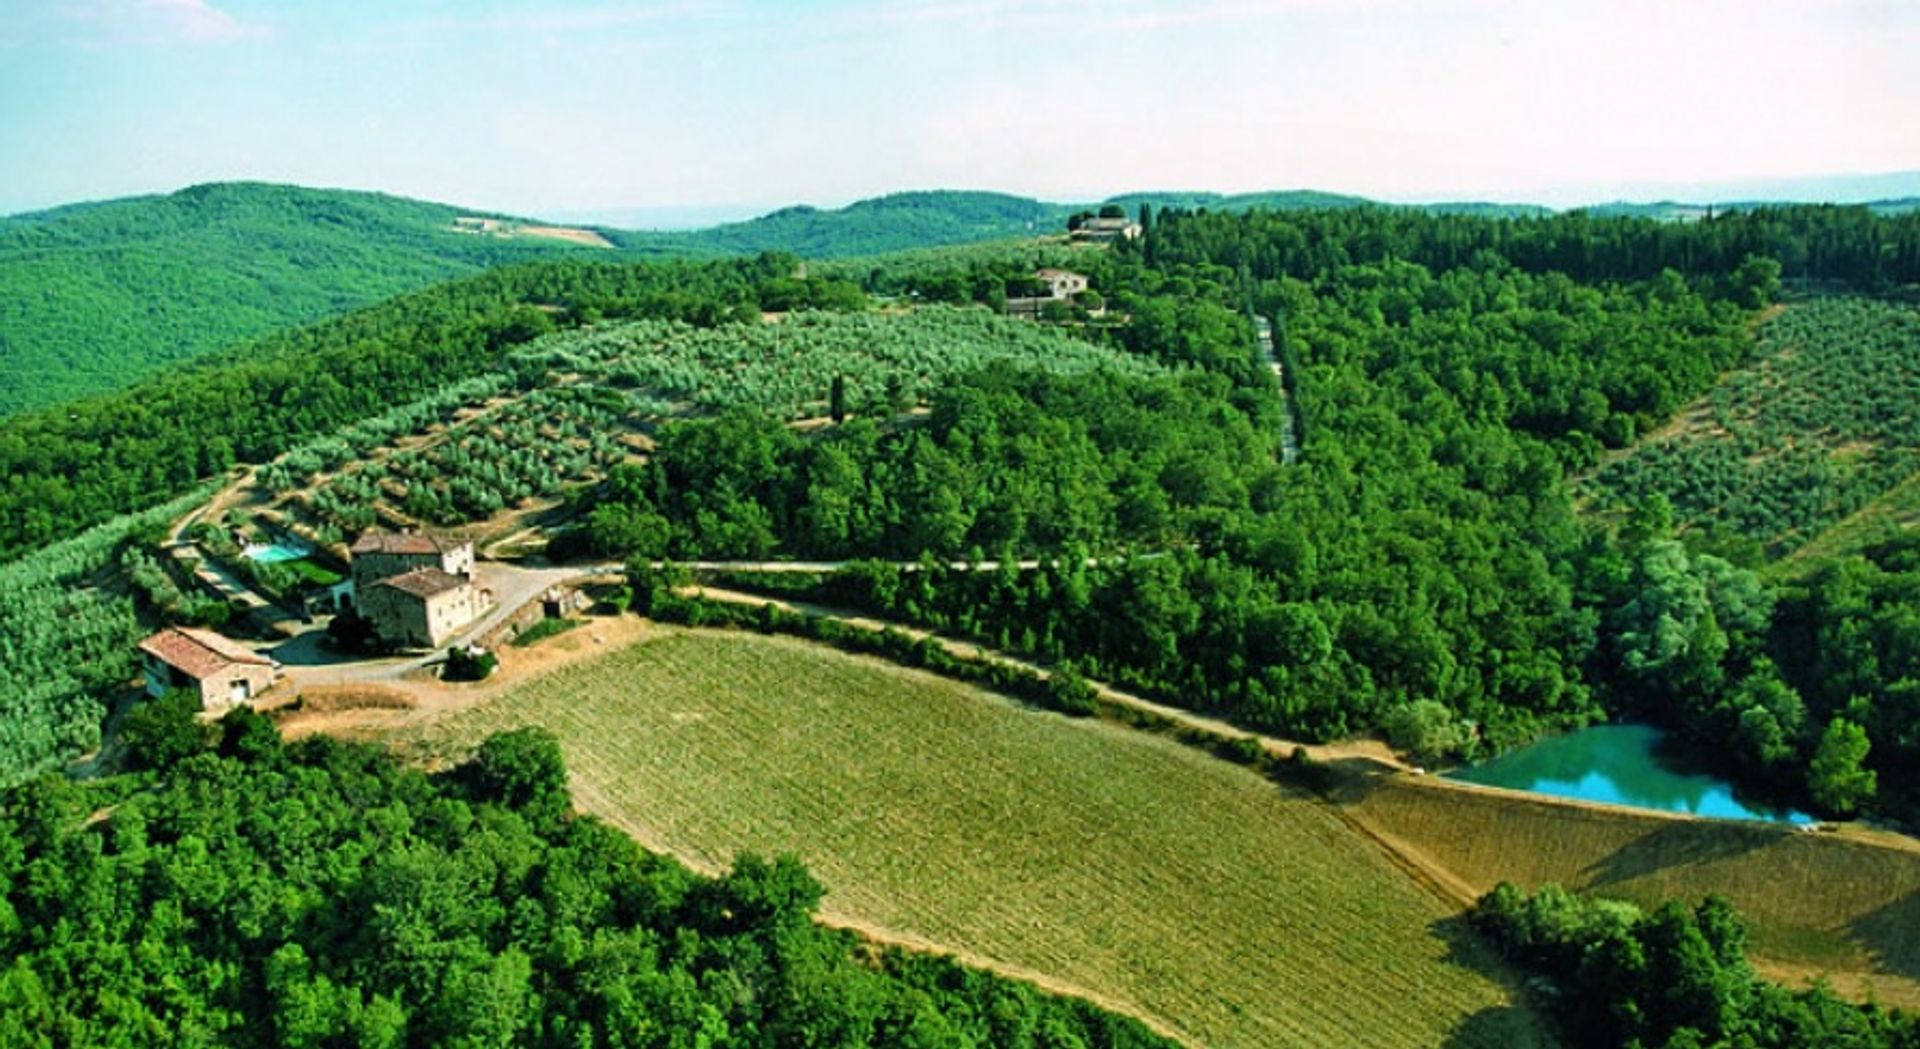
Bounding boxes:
1430 914 1562 1048
1581 820 1782 889
1849 889 1920 981
1441 1004 1561 1049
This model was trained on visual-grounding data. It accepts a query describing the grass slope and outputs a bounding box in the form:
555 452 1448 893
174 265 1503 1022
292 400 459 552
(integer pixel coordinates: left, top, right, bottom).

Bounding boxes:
0 182 610 416
402 629 1551 1049
1342 774 1920 1007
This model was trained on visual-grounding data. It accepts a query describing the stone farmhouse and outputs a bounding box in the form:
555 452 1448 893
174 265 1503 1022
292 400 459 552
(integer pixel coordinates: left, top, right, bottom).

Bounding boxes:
349 531 490 649
1069 216 1142 244
1005 268 1092 318
350 531 475 586
138 626 280 711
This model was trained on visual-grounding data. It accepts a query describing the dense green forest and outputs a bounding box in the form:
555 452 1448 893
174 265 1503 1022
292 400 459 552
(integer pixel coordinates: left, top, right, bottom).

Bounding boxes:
1470 883 1917 1048
1145 202 1920 288
0 717 1170 1047
623 202 1920 825
584 247 1760 751
574 367 1269 562
0 183 619 417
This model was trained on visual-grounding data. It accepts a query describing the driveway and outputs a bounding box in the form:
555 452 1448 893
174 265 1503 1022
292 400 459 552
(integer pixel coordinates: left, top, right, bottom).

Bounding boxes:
270 561 614 685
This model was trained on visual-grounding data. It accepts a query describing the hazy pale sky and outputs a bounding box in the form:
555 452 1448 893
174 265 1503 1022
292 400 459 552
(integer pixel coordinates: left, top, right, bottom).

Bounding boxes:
2 0 1916 216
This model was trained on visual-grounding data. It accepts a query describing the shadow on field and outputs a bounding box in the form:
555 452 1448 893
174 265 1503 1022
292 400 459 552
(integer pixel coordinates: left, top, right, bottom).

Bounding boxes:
1580 820 1781 889
1430 915 1557 1048
1440 1004 1555 1049
1312 761 1387 805
1850 889 1920 981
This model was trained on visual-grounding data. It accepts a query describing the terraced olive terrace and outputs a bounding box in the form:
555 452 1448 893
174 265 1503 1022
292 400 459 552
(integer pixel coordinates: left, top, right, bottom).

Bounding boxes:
1585 296 1920 558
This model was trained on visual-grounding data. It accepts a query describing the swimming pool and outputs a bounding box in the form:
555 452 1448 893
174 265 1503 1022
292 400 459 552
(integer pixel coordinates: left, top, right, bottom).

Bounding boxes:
241 539 314 563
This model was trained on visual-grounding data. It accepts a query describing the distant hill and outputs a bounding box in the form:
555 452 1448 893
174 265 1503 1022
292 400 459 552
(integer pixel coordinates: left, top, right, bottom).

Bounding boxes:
1582 197 1920 222
1103 189 1372 213
629 190 1073 257
0 186 1085 416
1102 189 1550 219
0 182 621 417
6 179 1914 418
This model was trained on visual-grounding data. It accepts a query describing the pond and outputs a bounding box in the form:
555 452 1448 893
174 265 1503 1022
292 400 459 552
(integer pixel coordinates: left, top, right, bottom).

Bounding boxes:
242 539 313 563
1447 724 1814 825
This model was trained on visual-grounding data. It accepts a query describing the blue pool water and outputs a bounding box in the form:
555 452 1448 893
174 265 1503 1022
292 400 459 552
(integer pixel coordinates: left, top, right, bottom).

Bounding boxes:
1447 724 1814 825
242 540 313 563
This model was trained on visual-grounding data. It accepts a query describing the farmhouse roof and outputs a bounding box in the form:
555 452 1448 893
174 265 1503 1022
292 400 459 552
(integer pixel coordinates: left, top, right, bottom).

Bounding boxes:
1035 268 1085 280
139 627 274 680
370 567 468 600
352 531 463 556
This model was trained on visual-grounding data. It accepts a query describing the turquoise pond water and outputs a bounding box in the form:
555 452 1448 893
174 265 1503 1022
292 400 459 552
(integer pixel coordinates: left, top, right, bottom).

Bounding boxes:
242 541 312 563
1447 724 1814 825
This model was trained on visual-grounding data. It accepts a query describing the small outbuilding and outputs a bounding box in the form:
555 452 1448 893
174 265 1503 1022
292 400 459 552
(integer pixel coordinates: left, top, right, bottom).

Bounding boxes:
1034 268 1089 300
138 626 280 711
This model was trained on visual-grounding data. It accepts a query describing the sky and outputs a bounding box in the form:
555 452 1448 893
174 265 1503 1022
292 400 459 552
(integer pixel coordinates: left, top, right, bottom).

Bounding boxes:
2 0 1917 220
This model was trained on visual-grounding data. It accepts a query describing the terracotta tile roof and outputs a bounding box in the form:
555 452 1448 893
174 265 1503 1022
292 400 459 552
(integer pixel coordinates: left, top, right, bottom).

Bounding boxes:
371 567 468 600
351 531 464 556
138 627 273 680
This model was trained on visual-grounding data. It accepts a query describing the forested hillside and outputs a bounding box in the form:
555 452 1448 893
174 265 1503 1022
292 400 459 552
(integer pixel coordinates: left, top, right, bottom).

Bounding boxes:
700 202 1920 826
7 199 1920 822
19 180 1915 422
0 183 619 416
638 190 1073 258
0 720 1170 1047
0 186 1071 415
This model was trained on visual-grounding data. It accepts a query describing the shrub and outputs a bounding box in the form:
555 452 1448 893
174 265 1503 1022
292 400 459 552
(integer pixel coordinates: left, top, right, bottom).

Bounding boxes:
119 690 213 772
444 646 498 682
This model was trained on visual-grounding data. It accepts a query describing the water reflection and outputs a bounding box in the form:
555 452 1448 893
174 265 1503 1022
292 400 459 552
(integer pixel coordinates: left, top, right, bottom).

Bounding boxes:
1447 724 1813 825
